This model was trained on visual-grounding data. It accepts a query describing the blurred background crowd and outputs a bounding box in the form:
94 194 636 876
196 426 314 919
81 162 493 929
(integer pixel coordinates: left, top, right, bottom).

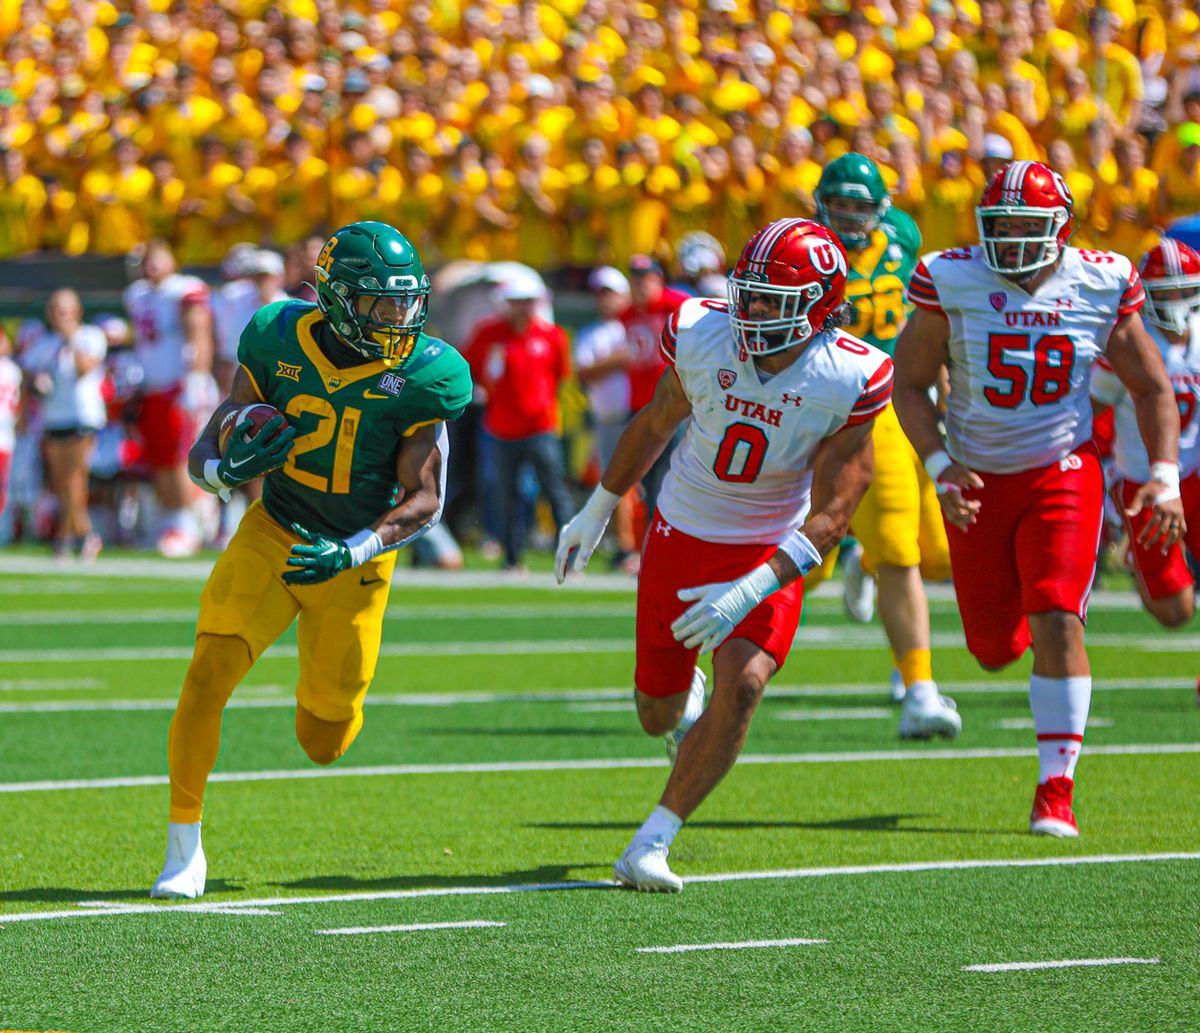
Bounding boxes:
1 0 1199 565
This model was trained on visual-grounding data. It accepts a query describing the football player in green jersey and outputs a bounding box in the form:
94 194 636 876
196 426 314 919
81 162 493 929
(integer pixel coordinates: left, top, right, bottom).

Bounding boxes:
815 154 960 739
151 222 473 899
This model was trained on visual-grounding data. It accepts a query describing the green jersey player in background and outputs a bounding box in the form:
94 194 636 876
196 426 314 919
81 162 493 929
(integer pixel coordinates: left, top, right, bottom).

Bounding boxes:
151 222 473 899
814 153 960 739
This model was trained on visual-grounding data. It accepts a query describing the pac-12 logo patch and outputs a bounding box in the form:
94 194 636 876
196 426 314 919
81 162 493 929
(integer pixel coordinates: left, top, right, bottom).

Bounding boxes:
990 292 1007 312
718 368 737 389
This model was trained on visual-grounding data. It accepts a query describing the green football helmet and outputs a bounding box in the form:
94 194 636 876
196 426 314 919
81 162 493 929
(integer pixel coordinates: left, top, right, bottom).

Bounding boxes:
815 153 891 250
314 221 431 365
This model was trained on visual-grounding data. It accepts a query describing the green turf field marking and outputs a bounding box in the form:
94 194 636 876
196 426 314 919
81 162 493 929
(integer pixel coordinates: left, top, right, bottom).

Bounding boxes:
3 852 1196 925
0 677 1189 713
3 741 1199 795
315 920 507 935
637 937 829 953
0 678 104 692
961 958 1160 973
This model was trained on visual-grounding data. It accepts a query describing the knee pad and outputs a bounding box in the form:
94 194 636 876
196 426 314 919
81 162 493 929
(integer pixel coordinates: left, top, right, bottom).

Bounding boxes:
295 704 363 765
181 634 252 711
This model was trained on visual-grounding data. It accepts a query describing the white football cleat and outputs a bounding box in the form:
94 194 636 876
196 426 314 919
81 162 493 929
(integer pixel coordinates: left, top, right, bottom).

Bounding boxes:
841 543 875 623
613 838 683 893
889 668 906 704
150 821 207 899
664 668 706 765
898 682 961 740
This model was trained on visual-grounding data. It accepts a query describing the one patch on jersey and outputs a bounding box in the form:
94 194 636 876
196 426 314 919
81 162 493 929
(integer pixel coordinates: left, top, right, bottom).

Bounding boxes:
377 372 406 396
989 292 1007 312
718 368 737 389
276 361 302 382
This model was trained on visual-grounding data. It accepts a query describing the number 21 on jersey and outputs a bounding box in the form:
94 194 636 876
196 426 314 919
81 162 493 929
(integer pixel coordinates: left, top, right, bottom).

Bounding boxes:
282 394 360 493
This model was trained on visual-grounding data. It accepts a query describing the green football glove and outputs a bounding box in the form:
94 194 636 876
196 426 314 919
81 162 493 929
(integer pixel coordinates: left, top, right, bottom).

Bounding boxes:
218 415 296 487
284 523 352 586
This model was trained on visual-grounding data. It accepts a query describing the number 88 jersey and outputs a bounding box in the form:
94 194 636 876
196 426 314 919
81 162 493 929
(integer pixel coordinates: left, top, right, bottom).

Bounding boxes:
908 245 1145 474
655 297 893 545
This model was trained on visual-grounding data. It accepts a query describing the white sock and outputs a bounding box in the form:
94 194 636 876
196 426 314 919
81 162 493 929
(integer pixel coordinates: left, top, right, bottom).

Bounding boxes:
633 805 683 848
1029 674 1091 782
681 669 705 727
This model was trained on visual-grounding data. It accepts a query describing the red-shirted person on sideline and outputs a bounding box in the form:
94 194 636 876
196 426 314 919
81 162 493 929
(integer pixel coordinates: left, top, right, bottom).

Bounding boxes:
620 255 691 517
465 271 575 572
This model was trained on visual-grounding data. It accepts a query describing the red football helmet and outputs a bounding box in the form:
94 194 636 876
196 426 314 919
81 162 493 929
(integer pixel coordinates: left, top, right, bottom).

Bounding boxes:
1139 237 1200 335
727 218 849 355
976 160 1074 278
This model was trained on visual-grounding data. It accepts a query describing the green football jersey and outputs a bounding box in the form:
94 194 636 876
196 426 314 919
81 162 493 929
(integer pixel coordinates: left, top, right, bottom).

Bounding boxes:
237 300 472 538
841 207 921 357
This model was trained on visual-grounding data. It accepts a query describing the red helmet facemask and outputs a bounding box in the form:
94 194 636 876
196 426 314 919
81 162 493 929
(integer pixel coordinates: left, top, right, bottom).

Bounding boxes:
1139 237 1200 336
727 219 849 356
977 160 1074 279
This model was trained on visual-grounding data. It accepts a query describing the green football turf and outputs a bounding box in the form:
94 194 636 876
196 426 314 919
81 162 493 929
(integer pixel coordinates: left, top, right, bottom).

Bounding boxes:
0 556 1196 1032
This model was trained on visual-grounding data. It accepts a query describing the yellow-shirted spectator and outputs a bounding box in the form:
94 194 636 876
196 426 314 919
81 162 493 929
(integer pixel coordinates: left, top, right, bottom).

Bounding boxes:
722 134 767 252
511 133 568 269
395 145 446 264
176 137 242 264
0 148 46 258
920 149 978 252
157 68 224 180
982 82 1040 160
40 174 89 255
893 0 935 61
1149 92 1200 176
1046 139 1097 246
989 31 1051 123
472 76 523 163
927 0 964 62
888 136 927 221
1028 0 1080 99
143 153 186 245
667 157 721 248
225 141 277 248
1156 124 1200 227
1053 68 1102 166
1092 134 1160 261
770 127 823 222
79 137 154 255
921 91 972 165
866 82 920 151
441 139 491 262
514 74 574 162
272 132 330 248
564 138 622 267
477 152 519 262
563 78 623 155
1079 8 1144 129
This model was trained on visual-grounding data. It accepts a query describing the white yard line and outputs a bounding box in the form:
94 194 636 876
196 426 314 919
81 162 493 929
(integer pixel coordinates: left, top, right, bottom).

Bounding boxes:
962 958 1160 974
996 718 1114 730
775 708 892 721
638 938 828 954
0 677 1188 715
0 678 105 693
1 628 1190 664
315 920 506 936
2 742 1198 795
1 853 1196 925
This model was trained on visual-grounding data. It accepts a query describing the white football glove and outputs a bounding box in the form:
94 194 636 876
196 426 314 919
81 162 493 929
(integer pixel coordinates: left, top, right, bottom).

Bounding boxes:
555 485 621 584
670 563 781 654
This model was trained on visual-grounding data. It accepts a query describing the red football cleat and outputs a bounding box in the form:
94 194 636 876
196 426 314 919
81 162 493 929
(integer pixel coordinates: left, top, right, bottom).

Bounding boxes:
1030 776 1079 837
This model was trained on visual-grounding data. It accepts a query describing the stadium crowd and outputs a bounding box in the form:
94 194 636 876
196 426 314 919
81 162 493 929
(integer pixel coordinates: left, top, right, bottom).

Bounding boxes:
1 0 1200 562
1 0 1200 267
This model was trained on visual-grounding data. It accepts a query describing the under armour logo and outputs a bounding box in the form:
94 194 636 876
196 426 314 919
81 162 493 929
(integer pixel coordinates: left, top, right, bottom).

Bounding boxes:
655 521 672 537
781 392 803 407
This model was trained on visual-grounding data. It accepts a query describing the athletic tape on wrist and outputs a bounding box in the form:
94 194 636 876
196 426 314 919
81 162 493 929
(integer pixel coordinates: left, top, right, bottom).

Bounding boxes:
1149 461 1182 501
742 561 782 601
777 530 822 575
344 528 385 567
923 449 954 483
587 484 622 517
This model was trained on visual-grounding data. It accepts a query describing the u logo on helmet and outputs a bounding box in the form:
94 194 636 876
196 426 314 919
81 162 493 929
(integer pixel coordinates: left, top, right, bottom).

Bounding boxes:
810 242 843 276
1049 170 1072 206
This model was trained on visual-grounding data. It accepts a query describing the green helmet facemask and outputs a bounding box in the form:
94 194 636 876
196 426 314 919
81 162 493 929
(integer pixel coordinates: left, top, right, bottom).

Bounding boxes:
815 152 891 250
314 221 431 365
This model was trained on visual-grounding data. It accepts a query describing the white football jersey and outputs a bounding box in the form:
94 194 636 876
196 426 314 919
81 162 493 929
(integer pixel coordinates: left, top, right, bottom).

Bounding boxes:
1091 315 1200 481
908 245 1144 474
0 355 20 453
656 298 893 544
123 273 209 392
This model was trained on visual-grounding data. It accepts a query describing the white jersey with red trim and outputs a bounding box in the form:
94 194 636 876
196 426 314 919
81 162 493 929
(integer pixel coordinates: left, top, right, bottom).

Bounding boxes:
123 273 210 392
1091 316 1200 481
0 355 20 453
908 245 1144 474
655 297 892 544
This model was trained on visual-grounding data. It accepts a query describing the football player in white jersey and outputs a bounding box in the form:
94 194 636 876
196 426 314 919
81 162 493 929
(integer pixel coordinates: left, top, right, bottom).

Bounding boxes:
556 219 893 892
893 161 1184 837
1091 238 1200 629
123 239 214 557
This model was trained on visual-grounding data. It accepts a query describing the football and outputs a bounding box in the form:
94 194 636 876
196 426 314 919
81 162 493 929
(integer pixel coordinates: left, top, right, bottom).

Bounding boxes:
218 403 284 456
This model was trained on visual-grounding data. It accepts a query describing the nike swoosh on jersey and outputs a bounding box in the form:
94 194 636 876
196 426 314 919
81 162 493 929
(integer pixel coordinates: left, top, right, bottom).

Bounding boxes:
363 389 390 399
359 576 384 586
